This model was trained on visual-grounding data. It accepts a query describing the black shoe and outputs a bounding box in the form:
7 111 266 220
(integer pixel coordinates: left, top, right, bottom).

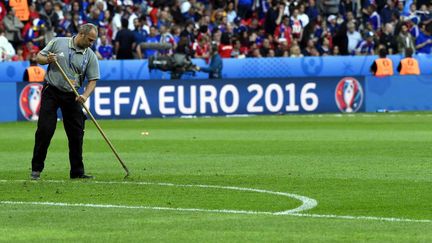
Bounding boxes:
31 171 41 180
70 174 94 179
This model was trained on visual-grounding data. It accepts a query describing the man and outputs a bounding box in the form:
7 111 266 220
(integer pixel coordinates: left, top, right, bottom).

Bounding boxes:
415 24 432 54
397 23 416 55
370 48 394 77
3 7 24 48
23 54 46 82
397 47 420 75
114 18 136 59
346 21 362 55
30 23 100 180
196 42 223 79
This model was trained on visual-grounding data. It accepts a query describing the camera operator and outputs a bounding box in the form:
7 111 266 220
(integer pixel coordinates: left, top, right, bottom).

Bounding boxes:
196 42 223 79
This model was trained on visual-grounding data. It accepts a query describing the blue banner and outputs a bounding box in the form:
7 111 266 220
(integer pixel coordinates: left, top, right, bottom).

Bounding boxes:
83 77 365 119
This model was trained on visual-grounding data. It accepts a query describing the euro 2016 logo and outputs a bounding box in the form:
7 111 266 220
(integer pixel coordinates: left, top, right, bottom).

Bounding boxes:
19 83 43 121
335 77 364 113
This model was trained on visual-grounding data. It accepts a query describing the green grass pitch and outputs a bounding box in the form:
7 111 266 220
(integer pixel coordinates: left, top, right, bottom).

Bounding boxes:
0 114 431 242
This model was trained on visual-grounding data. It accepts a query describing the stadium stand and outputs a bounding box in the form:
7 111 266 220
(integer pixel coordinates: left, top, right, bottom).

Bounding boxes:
0 0 431 62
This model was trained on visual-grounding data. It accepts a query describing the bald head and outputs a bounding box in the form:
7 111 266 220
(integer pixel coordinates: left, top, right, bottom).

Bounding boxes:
79 23 98 36
76 24 98 49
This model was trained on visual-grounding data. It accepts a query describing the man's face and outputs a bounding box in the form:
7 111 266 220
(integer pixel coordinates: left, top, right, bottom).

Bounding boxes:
134 19 140 28
44 2 53 12
79 29 97 48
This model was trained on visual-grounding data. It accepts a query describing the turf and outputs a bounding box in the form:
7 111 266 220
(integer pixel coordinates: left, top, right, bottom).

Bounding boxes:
0 113 431 242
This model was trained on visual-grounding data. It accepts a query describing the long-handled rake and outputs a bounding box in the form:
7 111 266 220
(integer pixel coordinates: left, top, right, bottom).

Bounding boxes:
53 60 130 178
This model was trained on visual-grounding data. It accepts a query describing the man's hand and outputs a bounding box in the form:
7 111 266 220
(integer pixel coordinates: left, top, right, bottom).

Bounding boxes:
47 52 57 63
76 94 88 104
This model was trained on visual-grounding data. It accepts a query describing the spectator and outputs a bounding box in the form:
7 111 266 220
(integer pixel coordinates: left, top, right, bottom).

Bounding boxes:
406 16 420 38
194 35 210 61
96 35 114 60
12 46 25 61
321 0 341 15
68 13 83 35
333 45 341 55
379 23 398 54
397 24 416 54
28 2 40 22
291 9 304 41
114 18 136 59
3 7 24 48
126 5 138 31
381 0 398 25
264 1 283 36
235 0 253 19
274 15 292 48
22 18 44 44
415 24 432 54
290 44 303 57
0 1 6 24
370 48 394 76
260 38 273 56
298 4 310 28
54 2 64 21
356 31 375 55
231 38 246 58
346 21 362 54
305 0 319 22
22 41 40 60
302 39 317 56
39 1 59 44
318 37 332 55
339 0 358 17
181 20 195 44
133 18 148 47
70 0 87 23
0 28 16 61
111 6 124 38
226 1 237 24
137 25 159 59
218 32 233 58
87 7 102 27
159 24 176 55
366 4 381 31
58 13 73 37
397 47 420 75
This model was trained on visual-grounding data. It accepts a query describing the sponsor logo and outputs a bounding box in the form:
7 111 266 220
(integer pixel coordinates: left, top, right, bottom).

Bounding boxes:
335 77 363 113
19 83 43 120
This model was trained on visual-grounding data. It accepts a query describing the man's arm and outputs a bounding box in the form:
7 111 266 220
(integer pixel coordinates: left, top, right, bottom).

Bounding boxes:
370 61 377 74
76 80 97 104
23 70 29 82
36 52 56 65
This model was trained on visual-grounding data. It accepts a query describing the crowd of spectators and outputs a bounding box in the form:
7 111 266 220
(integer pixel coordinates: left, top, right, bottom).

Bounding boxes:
0 0 431 62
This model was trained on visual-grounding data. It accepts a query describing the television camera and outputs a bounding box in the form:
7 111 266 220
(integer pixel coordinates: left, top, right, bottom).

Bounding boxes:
143 43 197 79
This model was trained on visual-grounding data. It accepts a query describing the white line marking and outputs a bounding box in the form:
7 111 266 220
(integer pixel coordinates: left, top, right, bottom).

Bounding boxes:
0 201 272 215
0 201 430 223
0 179 317 214
1 180 430 223
290 213 432 223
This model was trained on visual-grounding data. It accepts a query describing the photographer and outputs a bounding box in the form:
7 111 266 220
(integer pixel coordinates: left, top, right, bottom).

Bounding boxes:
196 42 223 79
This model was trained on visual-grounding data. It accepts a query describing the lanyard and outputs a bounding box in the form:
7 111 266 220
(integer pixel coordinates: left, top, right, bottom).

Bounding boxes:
68 47 88 86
